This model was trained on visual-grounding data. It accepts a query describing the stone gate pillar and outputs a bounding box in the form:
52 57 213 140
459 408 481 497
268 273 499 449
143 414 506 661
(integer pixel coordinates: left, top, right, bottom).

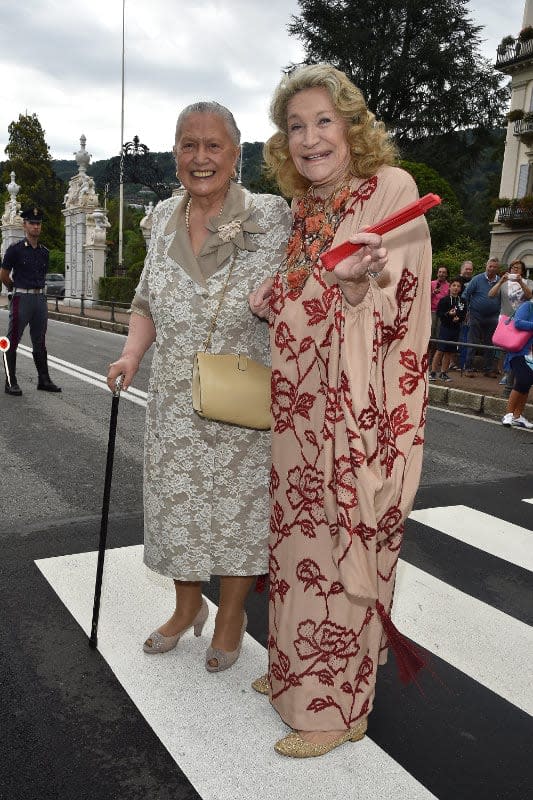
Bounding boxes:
63 135 109 301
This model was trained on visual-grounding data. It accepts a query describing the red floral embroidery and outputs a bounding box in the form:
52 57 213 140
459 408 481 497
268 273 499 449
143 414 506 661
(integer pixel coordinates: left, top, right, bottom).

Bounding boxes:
296 559 326 593
398 348 427 396
287 465 324 519
294 619 359 674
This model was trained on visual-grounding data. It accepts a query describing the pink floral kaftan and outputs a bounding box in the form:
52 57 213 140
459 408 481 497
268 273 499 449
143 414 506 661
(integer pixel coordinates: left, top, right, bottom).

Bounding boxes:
268 166 432 732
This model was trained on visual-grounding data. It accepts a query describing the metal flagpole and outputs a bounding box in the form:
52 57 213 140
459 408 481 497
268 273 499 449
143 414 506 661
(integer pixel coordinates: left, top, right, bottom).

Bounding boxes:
118 0 126 272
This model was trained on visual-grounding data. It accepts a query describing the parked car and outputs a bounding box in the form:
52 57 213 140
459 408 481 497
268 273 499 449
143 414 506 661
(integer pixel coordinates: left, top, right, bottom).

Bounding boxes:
45 273 65 298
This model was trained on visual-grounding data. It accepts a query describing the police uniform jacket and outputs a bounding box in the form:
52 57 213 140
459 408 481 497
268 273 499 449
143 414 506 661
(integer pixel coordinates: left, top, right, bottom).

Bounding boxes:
2 239 49 289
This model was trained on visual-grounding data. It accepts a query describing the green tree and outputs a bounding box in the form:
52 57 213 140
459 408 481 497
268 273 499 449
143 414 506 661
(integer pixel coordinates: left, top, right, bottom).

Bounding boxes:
432 237 489 274
2 113 65 248
105 199 146 277
288 0 509 182
400 160 469 251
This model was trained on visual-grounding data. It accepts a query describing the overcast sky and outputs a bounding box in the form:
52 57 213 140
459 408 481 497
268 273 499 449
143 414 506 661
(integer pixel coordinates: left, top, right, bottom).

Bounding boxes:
0 0 528 164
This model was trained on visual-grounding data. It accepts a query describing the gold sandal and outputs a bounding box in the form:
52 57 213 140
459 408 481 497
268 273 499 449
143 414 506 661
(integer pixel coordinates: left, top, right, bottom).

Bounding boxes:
274 718 367 758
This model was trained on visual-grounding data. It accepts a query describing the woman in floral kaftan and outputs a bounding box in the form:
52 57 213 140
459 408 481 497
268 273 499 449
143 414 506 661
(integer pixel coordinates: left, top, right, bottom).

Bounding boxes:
108 102 290 671
249 65 432 757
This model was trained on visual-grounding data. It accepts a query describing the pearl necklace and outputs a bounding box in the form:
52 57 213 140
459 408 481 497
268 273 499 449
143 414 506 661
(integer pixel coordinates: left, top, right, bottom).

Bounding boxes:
184 187 230 233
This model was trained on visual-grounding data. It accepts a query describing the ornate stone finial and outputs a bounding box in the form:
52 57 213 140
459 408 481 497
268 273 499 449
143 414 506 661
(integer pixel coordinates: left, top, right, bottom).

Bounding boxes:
6 171 20 201
2 171 23 226
74 134 92 174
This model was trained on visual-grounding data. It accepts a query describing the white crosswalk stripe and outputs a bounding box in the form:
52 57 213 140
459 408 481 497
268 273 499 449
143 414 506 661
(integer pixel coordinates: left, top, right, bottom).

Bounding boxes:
409 505 533 571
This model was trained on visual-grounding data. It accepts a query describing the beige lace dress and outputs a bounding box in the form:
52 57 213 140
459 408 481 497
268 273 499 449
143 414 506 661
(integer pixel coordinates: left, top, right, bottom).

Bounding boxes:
131 182 291 580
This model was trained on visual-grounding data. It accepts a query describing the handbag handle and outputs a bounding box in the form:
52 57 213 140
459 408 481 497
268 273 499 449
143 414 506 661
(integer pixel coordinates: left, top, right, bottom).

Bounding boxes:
201 251 239 352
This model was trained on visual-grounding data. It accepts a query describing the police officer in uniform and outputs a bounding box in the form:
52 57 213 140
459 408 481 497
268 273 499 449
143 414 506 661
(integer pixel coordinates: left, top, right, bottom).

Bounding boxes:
0 207 61 395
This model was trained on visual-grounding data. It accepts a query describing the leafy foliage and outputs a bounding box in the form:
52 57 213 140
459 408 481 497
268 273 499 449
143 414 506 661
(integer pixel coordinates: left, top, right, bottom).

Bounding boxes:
104 199 147 275
432 237 490 275
2 113 65 248
98 276 137 304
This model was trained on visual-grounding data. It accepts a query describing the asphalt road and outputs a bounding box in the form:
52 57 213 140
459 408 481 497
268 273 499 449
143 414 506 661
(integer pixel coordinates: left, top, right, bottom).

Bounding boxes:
1 312 532 800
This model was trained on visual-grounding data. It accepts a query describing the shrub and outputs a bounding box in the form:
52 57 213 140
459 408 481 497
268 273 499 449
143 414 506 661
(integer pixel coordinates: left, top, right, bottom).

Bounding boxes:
48 249 65 273
432 237 489 274
98 276 137 304
507 109 524 122
519 26 533 42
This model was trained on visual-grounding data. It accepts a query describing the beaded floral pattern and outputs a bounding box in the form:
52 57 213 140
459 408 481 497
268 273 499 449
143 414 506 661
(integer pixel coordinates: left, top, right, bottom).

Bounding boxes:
285 177 378 291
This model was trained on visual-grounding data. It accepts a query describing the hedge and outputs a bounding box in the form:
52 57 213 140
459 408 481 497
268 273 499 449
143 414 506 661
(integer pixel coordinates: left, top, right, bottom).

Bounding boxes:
98 276 137 304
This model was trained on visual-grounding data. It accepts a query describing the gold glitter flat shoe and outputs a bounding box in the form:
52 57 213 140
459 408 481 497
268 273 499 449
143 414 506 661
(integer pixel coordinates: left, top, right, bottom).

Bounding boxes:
143 598 209 654
274 718 367 758
251 674 270 695
205 612 247 672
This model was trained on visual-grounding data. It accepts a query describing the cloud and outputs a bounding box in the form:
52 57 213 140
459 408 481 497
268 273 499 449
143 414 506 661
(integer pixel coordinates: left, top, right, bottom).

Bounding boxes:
0 0 526 163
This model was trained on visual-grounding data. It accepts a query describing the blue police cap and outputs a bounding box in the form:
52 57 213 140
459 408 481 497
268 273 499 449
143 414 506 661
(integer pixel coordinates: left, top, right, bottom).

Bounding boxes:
21 207 43 222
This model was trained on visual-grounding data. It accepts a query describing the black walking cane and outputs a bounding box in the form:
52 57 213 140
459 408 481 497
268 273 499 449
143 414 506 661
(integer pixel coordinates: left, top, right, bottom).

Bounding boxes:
89 374 124 649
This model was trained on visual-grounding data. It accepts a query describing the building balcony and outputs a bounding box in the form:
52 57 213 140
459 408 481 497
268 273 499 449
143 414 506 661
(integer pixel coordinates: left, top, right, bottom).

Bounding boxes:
513 117 533 145
497 203 533 226
496 38 533 70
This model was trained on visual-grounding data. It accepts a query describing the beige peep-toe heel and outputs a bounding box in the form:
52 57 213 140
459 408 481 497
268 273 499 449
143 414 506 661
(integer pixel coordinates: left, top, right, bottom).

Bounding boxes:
143 598 209 654
205 612 247 673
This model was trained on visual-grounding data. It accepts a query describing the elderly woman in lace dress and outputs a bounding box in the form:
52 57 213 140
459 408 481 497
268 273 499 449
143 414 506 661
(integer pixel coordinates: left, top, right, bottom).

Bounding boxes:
108 101 290 671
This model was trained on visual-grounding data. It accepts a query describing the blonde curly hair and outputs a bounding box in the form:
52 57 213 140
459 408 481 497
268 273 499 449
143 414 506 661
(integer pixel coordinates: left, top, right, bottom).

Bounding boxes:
264 64 398 197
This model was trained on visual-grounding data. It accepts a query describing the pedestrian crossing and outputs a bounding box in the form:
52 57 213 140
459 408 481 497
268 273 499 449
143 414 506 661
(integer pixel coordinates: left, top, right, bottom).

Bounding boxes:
409 505 533 571
35 502 533 800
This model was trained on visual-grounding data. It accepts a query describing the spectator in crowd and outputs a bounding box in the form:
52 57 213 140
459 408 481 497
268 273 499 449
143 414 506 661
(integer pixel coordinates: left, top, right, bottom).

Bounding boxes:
429 277 467 382
488 259 532 314
489 259 533 390
501 299 533 428
459 260 474 285
453 259 476 370
464 257 501 377
429 265 449 361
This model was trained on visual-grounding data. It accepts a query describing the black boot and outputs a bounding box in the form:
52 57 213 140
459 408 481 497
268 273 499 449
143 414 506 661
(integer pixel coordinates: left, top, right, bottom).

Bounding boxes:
33 350 61 392
4 349 22 395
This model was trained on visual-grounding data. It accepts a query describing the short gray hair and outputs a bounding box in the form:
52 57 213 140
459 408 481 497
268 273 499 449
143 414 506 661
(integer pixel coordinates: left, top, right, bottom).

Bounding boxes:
175 101 241 145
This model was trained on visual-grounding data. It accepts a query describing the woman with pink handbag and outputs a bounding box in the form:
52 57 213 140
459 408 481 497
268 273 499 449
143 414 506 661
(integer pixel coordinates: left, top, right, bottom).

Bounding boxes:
501 301 533 428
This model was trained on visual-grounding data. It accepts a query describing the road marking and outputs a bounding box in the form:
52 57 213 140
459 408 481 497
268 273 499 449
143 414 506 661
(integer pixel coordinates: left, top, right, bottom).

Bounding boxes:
35 546 436 800
18 344 148 407
409 505 533 571
394 560 533 715
523 498 533 505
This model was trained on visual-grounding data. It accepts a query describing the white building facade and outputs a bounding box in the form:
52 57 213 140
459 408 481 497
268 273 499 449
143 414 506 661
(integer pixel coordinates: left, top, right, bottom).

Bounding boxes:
491 0 533 270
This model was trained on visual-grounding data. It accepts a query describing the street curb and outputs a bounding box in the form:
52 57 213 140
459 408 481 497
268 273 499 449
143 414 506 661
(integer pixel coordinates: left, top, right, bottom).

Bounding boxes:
48 310 129 335
428 385 533 421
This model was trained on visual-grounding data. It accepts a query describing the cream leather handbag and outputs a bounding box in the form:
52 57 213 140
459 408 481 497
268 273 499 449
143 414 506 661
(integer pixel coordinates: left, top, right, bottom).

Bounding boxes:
192 254 271 430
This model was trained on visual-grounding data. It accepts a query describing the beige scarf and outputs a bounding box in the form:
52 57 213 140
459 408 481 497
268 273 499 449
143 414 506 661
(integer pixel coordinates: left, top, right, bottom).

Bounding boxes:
164 181 265 287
